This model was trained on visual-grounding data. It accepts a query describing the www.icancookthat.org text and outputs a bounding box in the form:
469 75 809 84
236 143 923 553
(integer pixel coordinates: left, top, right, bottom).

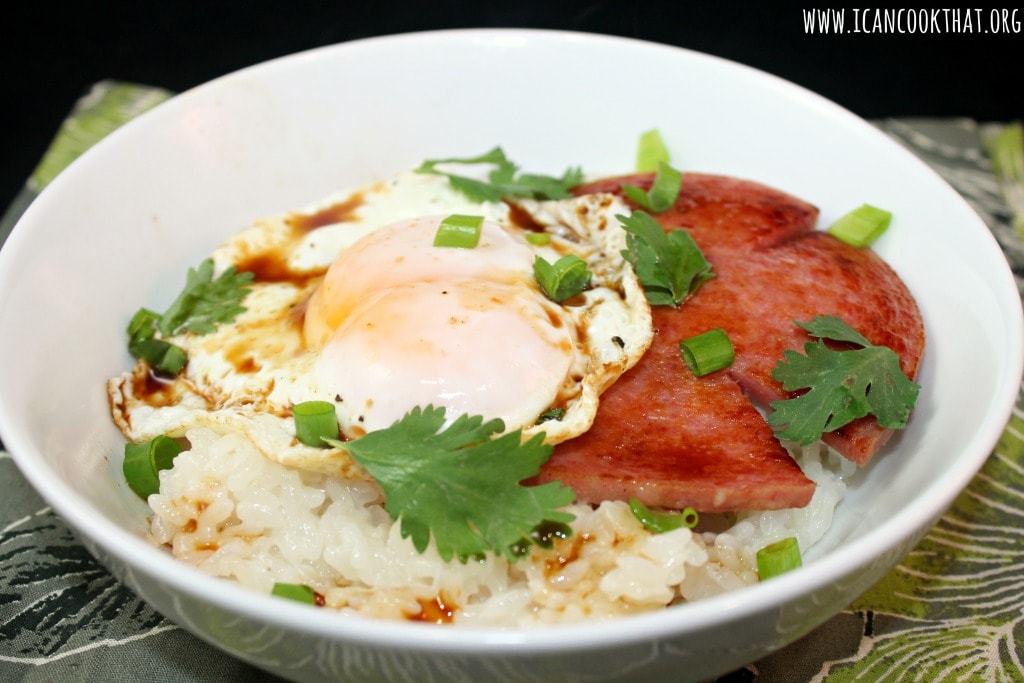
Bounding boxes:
803 7 1021 34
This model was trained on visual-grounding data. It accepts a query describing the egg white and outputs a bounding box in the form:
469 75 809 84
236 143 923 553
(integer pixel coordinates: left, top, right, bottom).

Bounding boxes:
109 170 652 475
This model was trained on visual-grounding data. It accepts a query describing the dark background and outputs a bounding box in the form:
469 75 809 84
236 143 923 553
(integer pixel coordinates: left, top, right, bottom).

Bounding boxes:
3 1 1022 211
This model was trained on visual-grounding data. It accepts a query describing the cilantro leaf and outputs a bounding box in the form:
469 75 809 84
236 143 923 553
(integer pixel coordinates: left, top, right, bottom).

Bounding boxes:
126 258 253 376
332 406 576 563
767 316 921 445
618 211 714 306
416 147 583 202
795 315 872 346
157 259 254 336
622 161 682 213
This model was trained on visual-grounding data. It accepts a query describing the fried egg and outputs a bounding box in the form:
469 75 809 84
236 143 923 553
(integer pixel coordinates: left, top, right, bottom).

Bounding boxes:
109 170 652 475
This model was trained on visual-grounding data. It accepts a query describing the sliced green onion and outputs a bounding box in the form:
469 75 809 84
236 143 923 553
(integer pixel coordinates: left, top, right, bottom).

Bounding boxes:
536 407 566 424
525 231 551 246
123 435 183 499
533 254 592 302
623 161 682 213
629 497 699 533
679 328 734 377
153 343 188 376
293 400 339 447
827 203 892 247
127 308 160 341
507 538 532 558
529 520 573 549
756 536 803 580
636 129 671 172
508 520 573 557
127 307 188 377
271 582 317 604
129 337 188 377
433 214 484 248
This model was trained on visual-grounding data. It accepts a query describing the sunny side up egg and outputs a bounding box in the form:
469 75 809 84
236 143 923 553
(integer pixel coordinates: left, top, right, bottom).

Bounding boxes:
108 170 653 476
305 215 580 438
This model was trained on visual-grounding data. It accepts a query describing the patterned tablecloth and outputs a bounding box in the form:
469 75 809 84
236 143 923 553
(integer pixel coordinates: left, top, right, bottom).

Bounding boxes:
1 82 1022 683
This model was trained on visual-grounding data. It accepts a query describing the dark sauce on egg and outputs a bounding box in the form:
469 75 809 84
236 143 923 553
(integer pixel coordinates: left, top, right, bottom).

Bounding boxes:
286 191 365 234
222 347 262 374
132 366 181 408
234 252 315 287
506 202 546 233
235 191 370 286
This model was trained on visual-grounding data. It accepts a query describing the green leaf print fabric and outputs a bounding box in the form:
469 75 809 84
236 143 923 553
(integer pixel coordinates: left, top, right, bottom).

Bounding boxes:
824 410 1024 680
29 81 173 191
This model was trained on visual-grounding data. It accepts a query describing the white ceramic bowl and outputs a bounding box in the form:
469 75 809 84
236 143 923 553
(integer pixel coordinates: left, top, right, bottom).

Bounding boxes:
0 29 1020 683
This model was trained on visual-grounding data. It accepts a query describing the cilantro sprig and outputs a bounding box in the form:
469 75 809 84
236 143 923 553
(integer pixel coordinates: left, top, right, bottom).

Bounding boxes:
619 211 714 307
767 316 921 444
415 147 583 203
156 259 254 336
127 258 254 376
327 406 575 563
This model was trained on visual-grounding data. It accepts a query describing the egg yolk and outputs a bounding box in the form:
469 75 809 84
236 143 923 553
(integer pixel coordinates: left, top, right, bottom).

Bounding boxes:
304 216 576 436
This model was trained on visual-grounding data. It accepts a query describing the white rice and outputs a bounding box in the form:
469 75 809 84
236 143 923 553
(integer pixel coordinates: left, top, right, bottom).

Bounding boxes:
148 427 855 626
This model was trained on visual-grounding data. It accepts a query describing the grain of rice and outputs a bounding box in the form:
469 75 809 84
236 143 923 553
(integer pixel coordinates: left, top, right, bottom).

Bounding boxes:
146 427 850 626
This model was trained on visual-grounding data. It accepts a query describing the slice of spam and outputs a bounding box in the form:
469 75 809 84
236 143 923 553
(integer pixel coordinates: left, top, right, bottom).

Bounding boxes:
535 173 925 511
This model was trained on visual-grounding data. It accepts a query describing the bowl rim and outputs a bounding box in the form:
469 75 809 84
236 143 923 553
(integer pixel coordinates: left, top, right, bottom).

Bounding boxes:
1 26 1022 654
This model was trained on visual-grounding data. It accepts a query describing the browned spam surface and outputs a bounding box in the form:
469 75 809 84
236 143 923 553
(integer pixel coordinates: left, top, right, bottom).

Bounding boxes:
536 306 817 512
537 172 925 510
